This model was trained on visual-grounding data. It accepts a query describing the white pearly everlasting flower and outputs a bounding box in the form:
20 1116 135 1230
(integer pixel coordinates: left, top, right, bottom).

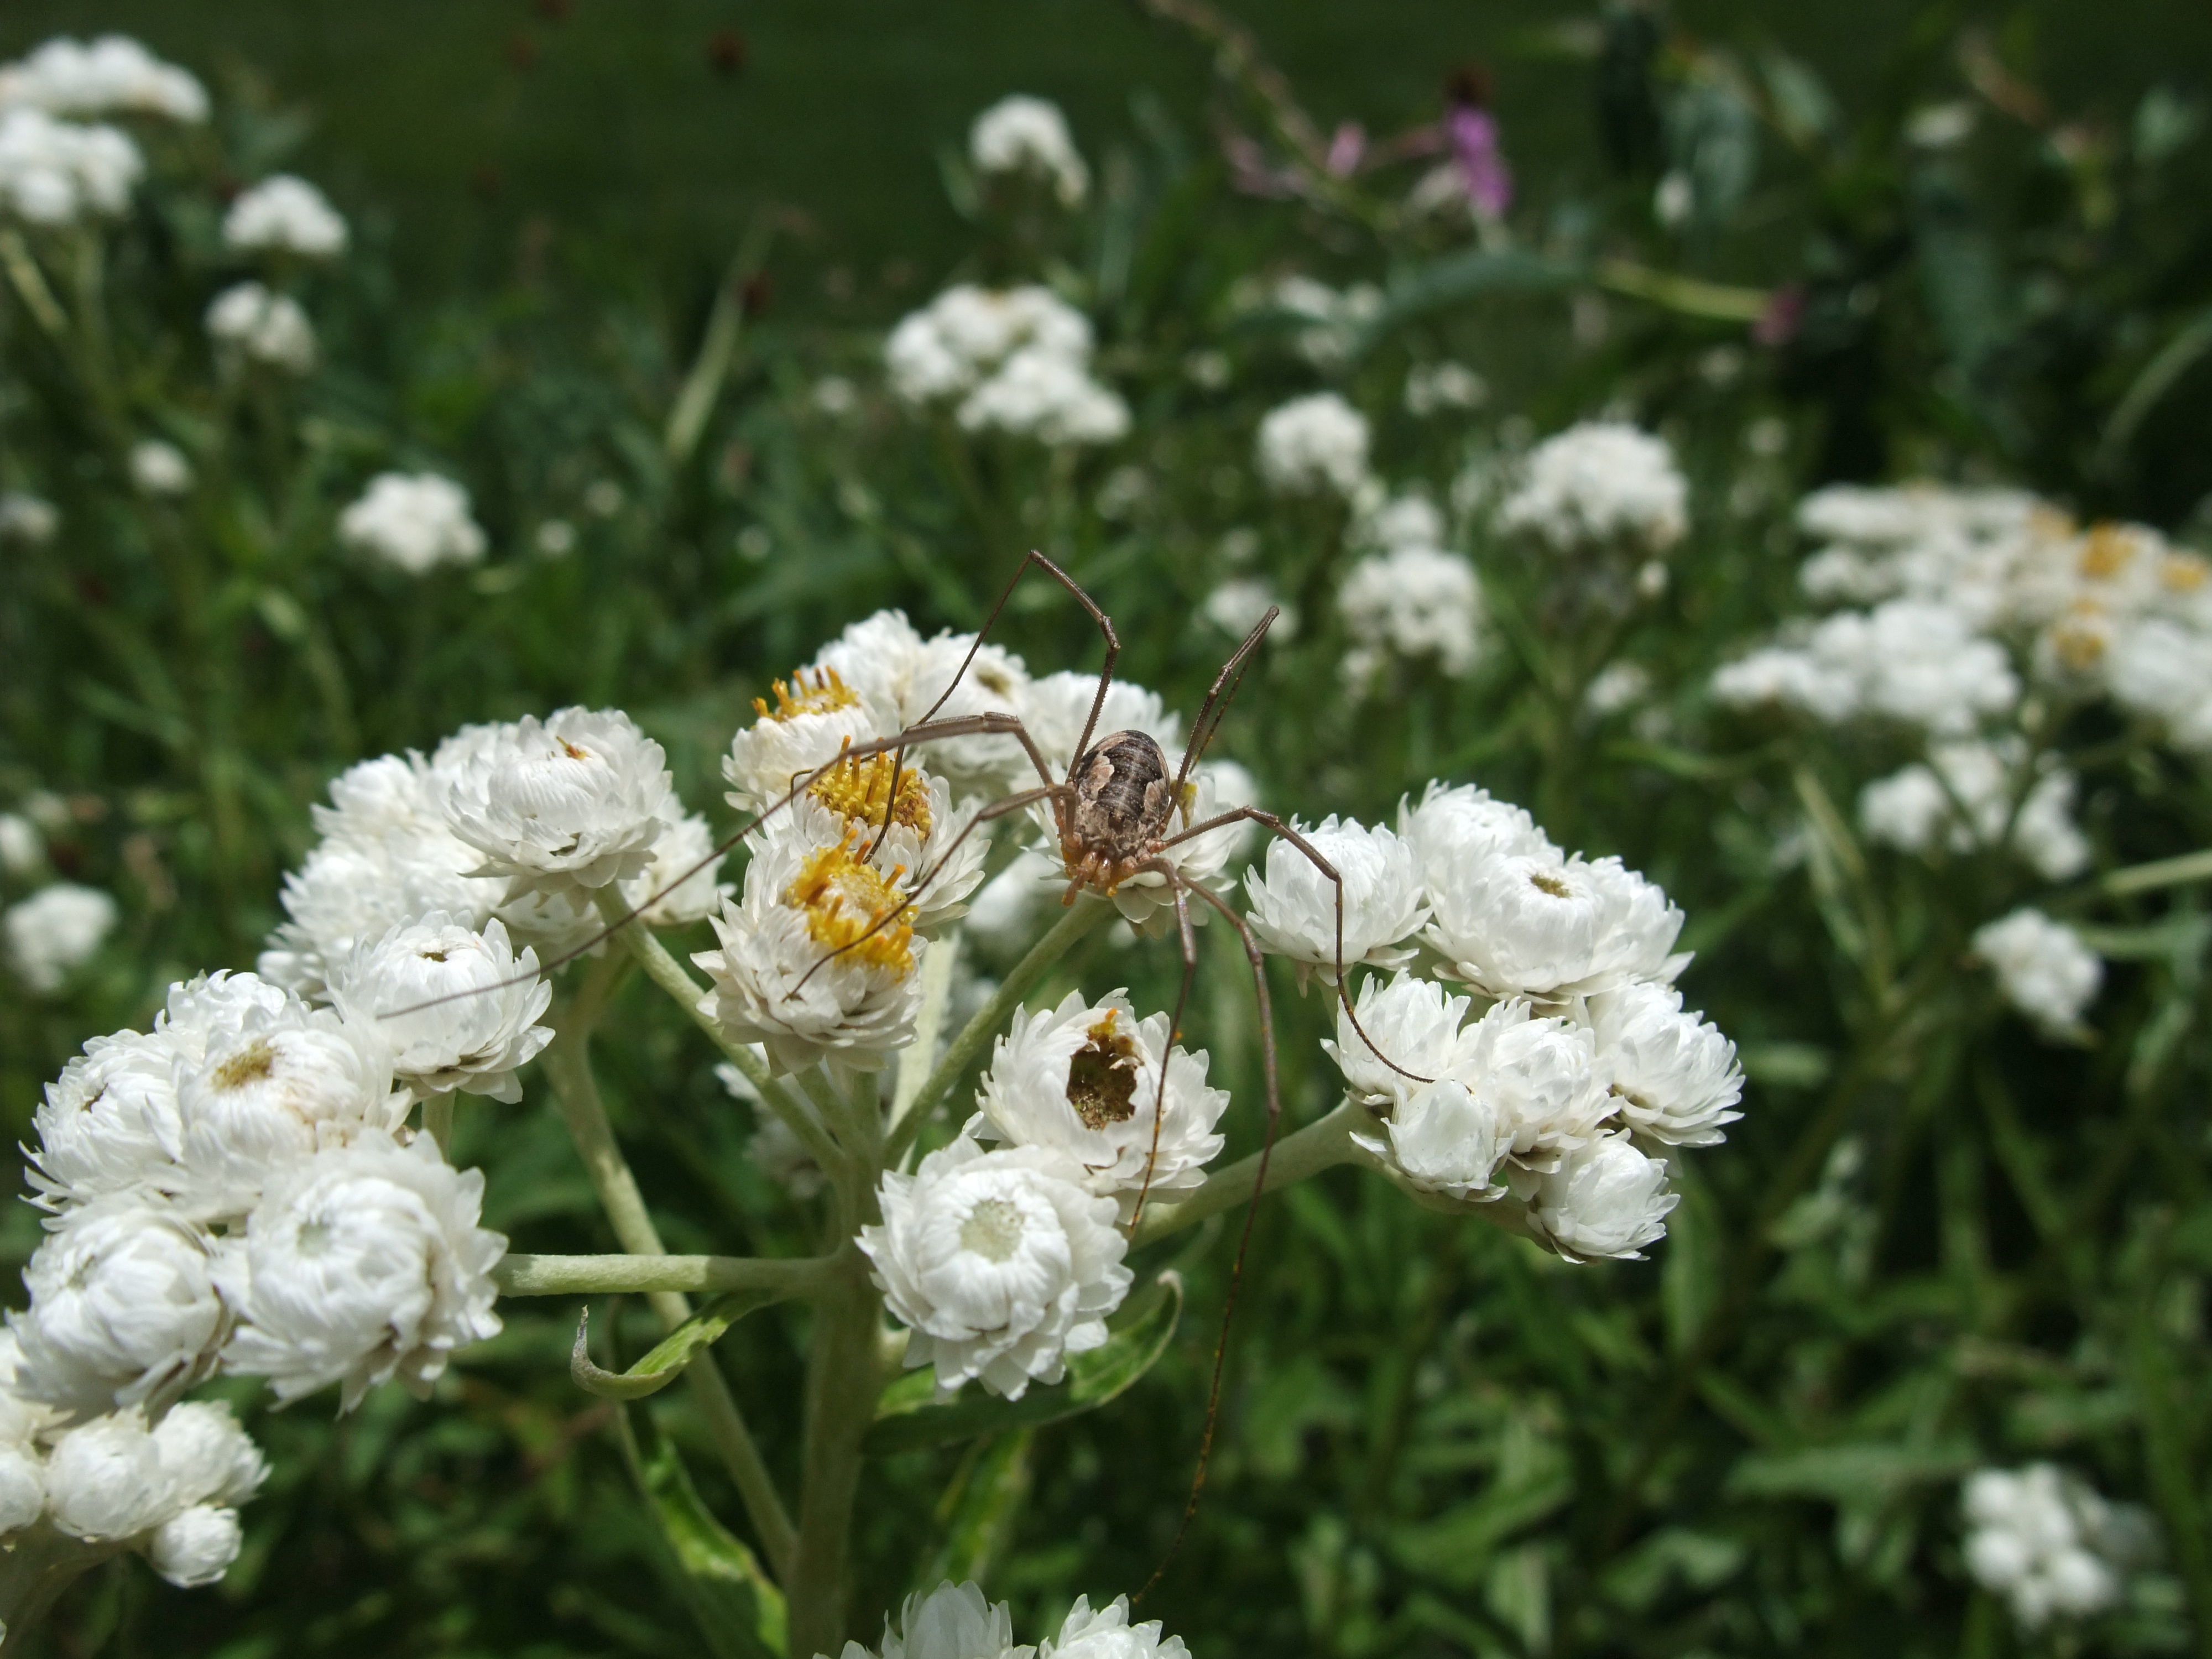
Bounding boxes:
723 666 886 814
1040 1595 1189 1659
148 1503 244 1588
1338 545 1483 677
779 772 989 936
799 610 1036 794
1587 980 1743 1147
128 438 191 496
971 94 1089 205
1718 601 2018 737
222 174 347 257
1858 742 2089 880
1496 421 1688 554
1401 780 1557 893
1255 392 1370 498
1530 1131 1678 1260
328 915 552 1103
862 1138 1131 1400
4 881 116 993
204 281 315 373
693 816 928 1076
151 1401 267 1510
1242 816 1427 985
171 992 403 1215
1974 909 2101 1035
0 108 140 223
958 346 1130 445
13 1201 226 1413
439 707 674 899
1963 1465 2145 1631
30 1030 186 1207
1423 848 1683 1002
971 989 1229 1214
339 472 486 574
1323 973 1477 1108
1353 1076 1506 1203
886 285 1125 447
2105 618 2212 752
219 1131 504 1410
0 35 208 122
0 491 59 545
620 808 731 927
43 1411 175 1541
838 1580 1032 1659
1020 671 1177 776
0 1438 44 1534
0 810 41 873
1202 577 1292 645
1457 999 1614 1172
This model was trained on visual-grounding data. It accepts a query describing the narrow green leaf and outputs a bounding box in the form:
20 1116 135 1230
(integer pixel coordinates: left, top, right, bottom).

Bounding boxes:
617 1407 788 1659
572 1292 776 1401
867 1272 1183 1455
916 1430 1036 1593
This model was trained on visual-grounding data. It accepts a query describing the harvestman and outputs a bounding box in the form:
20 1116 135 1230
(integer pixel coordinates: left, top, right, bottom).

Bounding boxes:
400 550 1425 1584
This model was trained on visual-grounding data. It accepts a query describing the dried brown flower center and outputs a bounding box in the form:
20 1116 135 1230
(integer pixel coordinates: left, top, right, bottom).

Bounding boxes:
1529 870 1573 899
1066 1013 1140 1130
212 1037 277 1091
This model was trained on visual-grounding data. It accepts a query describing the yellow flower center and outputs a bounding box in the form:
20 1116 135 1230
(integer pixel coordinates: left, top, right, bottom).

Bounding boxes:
2078 523 2137 581
753 666 859 724
808 751 933 836
2048 605 2110 671
2162 553 2209 592
782 834 915 974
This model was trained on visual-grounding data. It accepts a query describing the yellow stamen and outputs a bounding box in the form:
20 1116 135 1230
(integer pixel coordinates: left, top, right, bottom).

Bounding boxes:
2162 552 2209 592
783 833 915 974
808 751 933 836
752 666 859 724
2078 523 2137 581
2048 605 2110 671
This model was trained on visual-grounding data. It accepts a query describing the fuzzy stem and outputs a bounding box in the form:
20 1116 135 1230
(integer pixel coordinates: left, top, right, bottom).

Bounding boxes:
785 1246 883 1658
542 967 799 1577
421 1092 456 1154
0 1527 121 1653
1128 1101 1365 1250
886 898 1113 1161
494 1252 841 1298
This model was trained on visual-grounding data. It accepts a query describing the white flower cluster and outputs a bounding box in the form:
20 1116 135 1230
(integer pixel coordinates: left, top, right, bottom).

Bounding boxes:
1496 421 1688 555
0 491 59 545
1857 738 2089 880
129 437 192 496
1719 483 2212 753
0 35 207 122
1338 492 1483 687
1247 781 1733 1260
886 285 1128 445
4 881 116 994
1962 1464 2150 1631
1256 392 1371 499
969 94 1088 206
1972 909 2102 1036
340 472 488 575
205 281 316 373
1260 275 1383 372
839 1580 1188 1659
0 107 140 225
223 173 348 258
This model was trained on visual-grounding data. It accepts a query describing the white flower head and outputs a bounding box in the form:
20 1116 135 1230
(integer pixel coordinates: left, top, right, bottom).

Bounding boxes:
4 881 116 993
1338 546 1483 676
151 1400 267 1509
128 438 192 496
1020 672 1178 777
2105 618 2212 752
1587 980 1744 1147
1040 1595 1189 1659
339 472 486 574
13 1200 227 1414
957 346 1130 445
1963 1464 2140 1631
0 1438 44 1535
0 108 141 223
1423 849 1683 1002
222 174 347 257
764 757 990 936
439 707 675 900
1256 392 1370 498
204 281 315 372
0 35 208 122
218 1131 505 1411
971 94 1089 205
723 666 886 815
148 1503 244 1588
971 988 1229 1214
0 492 59 545
44 1411 175 1541
693 817 928 1077
1323 972 1477 1108
839 1580 1032 1659
0 811 41 874
861 1138 1132 1400
1497 421 1688 554
1529 1131 1678 1261
1242 816 1427 985
1352 1076 1507 1203
1400 780 1558 891
621 808 732 927
1974 909 2101 1035
171 993 404 1216
328 914 552 1103
886 286 1122 448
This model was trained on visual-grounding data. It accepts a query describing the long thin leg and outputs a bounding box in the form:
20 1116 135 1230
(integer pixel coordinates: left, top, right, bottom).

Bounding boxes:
1171 603 1278 797
1159 805 1430 1086
1137 875 1281 1601
1125 863 1202 1229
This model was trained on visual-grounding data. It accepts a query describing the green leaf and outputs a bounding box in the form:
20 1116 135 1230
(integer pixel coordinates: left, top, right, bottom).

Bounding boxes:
571 1293 776 1401
1725 1439 1976 1503
867 1272 1183 1455
619 1410 789 1659
1353 248 1581 354
915 1430 1036 1593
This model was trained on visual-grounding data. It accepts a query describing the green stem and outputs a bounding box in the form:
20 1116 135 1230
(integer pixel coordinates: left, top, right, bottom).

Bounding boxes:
1129 1101 1364 1249
0 1527 120 1653
2098 847 2212 898
421 1092 455 1154
542 958 799 1578
495 1252 841 1298
887 899 1113 1162
785 1251 884 1659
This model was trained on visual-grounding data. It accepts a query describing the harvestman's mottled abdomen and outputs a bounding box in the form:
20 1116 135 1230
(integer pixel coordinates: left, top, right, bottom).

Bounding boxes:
1067 728 1175 868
